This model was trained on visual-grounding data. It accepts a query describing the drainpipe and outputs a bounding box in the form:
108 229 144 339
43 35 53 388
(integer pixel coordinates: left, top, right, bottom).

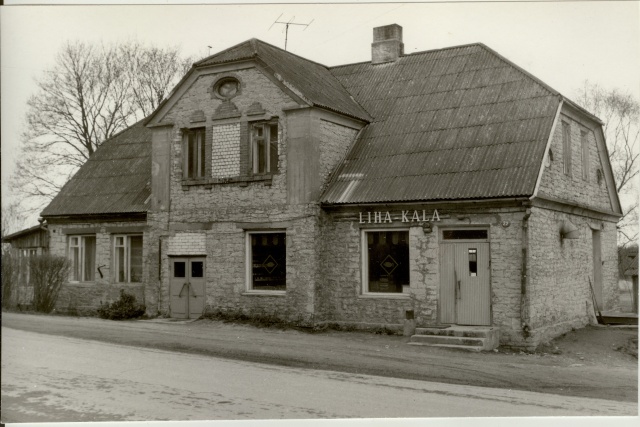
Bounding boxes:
521 206 531 338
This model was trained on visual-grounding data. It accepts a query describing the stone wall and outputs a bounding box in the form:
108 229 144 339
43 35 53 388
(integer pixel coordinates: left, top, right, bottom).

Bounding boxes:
538 110 614 212
526 207 619 346
47 219 148 315
152 64 360 323
318 204 527 342
317 119 359 194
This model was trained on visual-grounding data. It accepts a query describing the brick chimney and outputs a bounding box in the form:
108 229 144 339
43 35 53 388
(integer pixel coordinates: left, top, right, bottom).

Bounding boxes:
372 24 404 64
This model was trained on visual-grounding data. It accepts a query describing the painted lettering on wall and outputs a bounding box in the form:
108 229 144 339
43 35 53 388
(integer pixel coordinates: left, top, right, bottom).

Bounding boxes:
359 210 441 224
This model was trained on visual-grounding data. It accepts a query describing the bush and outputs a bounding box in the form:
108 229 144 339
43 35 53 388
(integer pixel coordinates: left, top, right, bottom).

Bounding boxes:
29 254 71 313
98 289 146 320
1 252 18 308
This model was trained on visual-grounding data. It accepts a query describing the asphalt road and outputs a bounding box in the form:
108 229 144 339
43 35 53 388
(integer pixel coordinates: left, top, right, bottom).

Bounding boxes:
2 327 636 422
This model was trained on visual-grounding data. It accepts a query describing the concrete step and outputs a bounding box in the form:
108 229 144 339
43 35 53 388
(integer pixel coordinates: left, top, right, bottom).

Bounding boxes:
414 326 494 338
408 341 484 352
409 334 485 347
409 326 500 351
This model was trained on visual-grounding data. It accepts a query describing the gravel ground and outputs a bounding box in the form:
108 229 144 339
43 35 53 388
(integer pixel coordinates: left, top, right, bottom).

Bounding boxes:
2 312 637 403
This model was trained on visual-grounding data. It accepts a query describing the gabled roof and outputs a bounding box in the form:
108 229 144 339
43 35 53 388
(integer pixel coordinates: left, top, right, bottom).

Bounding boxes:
194 39 371 122
322 43 561 204
41 121 151 217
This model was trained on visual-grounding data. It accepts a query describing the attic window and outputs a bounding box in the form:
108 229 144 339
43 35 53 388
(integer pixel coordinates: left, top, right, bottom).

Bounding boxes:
214 77 240 100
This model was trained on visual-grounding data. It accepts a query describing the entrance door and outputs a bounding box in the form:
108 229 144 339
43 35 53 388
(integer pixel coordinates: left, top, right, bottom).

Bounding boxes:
440 235 490 326
592 230 603 309
170 257 206 319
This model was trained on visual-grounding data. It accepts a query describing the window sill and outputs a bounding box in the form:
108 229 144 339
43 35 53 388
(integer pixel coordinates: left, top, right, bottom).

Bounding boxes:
182 174 273 189
242 291 286 297
359 293 411 299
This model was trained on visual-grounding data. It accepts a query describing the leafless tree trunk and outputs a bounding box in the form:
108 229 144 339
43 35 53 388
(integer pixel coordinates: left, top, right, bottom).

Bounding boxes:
575 82 639 245
11 40 192 213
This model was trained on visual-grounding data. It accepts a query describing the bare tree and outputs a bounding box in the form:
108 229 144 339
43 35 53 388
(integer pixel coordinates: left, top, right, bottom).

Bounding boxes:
575 82 639 245
11 40 192 212
1 202 26 244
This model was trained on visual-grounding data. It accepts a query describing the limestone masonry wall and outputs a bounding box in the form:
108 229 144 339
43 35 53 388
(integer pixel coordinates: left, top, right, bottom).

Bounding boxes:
317 119 359 194
318 205 526 342
526 206 618 345
538 111 613 212
47 220 148 316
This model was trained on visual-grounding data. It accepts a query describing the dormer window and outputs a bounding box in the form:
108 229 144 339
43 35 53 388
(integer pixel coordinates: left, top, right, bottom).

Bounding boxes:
251 121 279 175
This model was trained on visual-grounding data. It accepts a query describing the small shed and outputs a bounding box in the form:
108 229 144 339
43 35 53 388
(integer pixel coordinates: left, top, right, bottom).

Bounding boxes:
2 224 49 306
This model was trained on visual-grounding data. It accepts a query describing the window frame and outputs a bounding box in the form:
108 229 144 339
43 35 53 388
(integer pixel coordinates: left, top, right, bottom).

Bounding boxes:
183 127 206 180
250 120 279 175
562 121 572 176
245 230 287 294
113 234 143 284
580 129 590 181
68 235 96 283
361 228 411 296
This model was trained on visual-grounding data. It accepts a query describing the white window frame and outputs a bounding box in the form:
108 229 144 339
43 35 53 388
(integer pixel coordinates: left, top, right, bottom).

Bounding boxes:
361 228 411 297
250 120 279 175
68 235 96 283
113 234 143 283
245 230 286 294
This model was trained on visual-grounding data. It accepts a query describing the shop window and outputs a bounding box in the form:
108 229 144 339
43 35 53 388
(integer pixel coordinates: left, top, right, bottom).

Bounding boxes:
247 231 286 292
69 235 96 282
581 130 589 181
114 235 143 283
363 230 409 294
562 121 572 176
250 121 279 175
183 128 206 179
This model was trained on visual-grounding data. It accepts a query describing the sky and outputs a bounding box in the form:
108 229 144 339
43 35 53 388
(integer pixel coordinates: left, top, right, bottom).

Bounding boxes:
1 1 639 227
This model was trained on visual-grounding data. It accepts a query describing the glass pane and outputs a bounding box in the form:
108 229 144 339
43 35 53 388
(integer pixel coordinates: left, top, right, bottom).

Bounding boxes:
442 229 488 240
71 246 80 281
251 232 286 291
469 249 478 277
367 231 409 293
198 130 205 177
116 246 126 282
269 124 278 173
257 138 266 173
174 262 186 278
191 261 204 278
83 236 96 281
129 236 143 282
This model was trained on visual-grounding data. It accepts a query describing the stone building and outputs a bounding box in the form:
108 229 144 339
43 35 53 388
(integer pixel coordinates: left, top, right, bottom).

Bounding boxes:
24 24 622 349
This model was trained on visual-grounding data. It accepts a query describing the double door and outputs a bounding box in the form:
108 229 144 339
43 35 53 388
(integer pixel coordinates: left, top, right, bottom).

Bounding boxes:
440 242 490 326
170 257 205 319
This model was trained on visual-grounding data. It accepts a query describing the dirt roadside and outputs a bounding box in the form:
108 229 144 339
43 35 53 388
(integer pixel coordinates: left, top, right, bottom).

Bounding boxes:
1 312 637 403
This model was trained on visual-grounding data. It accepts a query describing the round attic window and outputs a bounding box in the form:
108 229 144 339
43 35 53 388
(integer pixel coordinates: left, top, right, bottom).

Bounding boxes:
215 78 239 99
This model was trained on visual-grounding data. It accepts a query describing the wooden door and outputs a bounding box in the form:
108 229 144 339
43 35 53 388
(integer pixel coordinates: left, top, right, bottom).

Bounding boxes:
456 242 490 325
440 241 491 326
170 257 206 319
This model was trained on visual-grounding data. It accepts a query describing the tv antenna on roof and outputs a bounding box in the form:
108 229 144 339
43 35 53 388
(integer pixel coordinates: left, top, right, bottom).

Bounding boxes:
269 14 314 51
